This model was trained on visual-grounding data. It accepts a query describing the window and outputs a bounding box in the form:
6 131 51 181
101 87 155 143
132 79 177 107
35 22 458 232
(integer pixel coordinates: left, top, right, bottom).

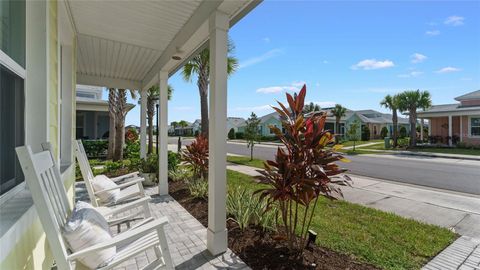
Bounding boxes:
0 65 25 195
1 0 26 68
269 125 277 134
470 117 480 137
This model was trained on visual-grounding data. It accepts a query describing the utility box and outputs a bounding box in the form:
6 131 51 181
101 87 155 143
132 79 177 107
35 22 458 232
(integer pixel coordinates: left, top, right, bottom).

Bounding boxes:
384 137 391 149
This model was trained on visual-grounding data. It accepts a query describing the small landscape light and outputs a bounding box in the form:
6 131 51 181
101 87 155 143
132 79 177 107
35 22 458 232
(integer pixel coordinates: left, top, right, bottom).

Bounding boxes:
306 229 317 248
172 55 181 60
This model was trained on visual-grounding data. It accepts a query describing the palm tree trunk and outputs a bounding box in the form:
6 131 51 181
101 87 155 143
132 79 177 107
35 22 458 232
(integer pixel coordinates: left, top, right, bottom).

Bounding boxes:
197 68 209 138
409 109 417 148
147 98 154 154
107 89 116 159
335 118 340 143
392 110 398 148
113 89 127 160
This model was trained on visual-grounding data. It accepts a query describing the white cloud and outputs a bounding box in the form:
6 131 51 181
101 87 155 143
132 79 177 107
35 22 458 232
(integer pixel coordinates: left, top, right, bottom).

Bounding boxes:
232 105 273 112
398 71 423 78
239 48 283 69
256 85 299 94
306 101 337 108
291 81 306 87
411 53 427 64
436 67 461 73
444 16 464 26
425 30 440 36
351 59 395 70
262 37 270 43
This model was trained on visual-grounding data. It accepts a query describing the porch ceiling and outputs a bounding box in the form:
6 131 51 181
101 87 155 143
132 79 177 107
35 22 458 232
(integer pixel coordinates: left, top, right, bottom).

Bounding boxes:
70 0 260 90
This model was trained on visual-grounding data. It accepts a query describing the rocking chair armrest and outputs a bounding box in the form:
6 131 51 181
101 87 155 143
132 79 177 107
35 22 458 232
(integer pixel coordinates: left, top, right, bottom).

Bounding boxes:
110 172 140 182
67 217 169 261
103 196 151 217
94 178 144 195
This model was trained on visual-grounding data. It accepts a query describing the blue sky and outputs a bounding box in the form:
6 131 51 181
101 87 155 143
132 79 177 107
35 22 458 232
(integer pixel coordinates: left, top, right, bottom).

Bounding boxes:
123 0 480 126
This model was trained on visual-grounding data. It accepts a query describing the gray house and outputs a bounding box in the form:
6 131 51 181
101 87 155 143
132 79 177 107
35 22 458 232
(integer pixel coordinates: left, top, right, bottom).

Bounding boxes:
76 85 134 139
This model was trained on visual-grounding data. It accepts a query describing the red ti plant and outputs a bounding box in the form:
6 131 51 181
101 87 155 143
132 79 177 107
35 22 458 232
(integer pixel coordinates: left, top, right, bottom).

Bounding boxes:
255 85 352 253
181 135 209 180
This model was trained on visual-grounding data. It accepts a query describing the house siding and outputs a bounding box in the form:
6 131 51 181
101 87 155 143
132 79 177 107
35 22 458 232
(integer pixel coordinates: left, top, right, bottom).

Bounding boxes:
1 2 76 269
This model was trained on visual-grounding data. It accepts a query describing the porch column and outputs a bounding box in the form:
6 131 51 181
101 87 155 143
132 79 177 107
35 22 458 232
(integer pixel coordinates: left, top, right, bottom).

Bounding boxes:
158 71 169 195
420 118 424 142
448 115 453 146
207 10 229 256
140 88 147 158
428 119 432 136
460 116 463 142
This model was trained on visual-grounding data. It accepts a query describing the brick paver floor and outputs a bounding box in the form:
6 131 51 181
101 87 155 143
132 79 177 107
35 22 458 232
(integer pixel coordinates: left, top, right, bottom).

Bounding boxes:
75 183 249 270
422 236 480 270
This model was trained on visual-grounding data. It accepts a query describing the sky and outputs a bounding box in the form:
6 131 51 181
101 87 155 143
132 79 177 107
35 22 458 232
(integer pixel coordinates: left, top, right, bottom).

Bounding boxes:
120 0 480 126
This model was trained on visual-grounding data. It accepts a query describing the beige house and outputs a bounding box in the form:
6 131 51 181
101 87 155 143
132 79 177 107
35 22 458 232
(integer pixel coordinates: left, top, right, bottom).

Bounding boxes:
418 90 480 146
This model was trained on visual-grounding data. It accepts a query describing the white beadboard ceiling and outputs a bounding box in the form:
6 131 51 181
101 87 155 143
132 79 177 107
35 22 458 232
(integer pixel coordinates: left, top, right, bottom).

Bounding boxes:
69 0 260 89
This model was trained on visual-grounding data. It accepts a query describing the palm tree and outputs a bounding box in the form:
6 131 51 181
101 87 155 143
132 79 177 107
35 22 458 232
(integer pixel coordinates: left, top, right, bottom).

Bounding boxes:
181 40 238 138
380 94 400 148
107 88 117 159
112 89 137 161
178 120 189 128
397 90 432 147
146 85 173 154
331 104 347 143
303 102 321 113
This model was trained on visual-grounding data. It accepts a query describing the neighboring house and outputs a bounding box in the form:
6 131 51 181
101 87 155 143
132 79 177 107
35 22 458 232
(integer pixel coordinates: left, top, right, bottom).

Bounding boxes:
227 117 246 134
418 90 480 146
241 109 410 139
125 125 140 133
76 85 135 140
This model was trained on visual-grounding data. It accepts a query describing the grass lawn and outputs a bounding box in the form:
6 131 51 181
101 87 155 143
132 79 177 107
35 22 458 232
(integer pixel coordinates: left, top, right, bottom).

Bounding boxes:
226 169 456 270
227 155 265 169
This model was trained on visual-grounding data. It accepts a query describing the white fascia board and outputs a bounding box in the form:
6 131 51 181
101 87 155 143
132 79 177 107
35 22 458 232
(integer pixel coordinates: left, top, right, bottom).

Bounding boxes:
77 73 141 90
418 109 480 118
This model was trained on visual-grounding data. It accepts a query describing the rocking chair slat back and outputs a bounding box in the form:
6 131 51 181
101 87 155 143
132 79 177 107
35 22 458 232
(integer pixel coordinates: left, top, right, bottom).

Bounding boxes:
74 140 98 206
16 145 73 269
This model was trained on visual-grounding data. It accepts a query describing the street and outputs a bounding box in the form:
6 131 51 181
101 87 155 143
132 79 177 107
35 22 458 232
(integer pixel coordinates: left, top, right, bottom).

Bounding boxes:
170 137 480 195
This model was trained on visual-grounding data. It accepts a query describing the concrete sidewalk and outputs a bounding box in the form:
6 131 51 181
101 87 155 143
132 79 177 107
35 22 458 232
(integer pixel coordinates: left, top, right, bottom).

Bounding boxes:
367 148 480 161
226 163 480 238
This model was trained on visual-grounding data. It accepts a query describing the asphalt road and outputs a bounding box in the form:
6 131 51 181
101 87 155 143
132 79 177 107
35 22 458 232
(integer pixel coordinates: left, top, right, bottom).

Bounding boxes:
170 137 480 195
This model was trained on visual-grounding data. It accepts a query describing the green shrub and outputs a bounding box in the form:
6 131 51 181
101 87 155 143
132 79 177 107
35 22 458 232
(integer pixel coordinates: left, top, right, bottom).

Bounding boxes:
380 126 389 139
228 128 236 139
168 167 192 182
186 179 208 199
260 135 278 142
398 137 410 148
139 154 158 173
361 125 370 141
227 187 277 231
235 132 244 139
168 151 180 172
105 160 124 172
399 126 407 138
82 140 108 158
124 141 140 159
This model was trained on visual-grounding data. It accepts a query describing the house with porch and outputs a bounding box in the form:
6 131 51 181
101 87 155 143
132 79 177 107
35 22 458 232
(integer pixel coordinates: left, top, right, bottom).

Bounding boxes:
0 0 260 268
76 85 135 140
246 109 410 139
417 90 480 146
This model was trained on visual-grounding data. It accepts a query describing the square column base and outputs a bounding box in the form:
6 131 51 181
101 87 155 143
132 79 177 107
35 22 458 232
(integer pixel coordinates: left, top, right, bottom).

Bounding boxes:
207 228 227 256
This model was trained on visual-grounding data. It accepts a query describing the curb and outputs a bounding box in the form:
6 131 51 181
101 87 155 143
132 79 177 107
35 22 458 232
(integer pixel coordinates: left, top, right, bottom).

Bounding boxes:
390 151 480 161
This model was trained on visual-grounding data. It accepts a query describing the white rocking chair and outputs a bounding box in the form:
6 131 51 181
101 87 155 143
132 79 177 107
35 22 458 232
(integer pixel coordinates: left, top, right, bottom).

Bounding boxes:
74 140 147 207
16 145 173 270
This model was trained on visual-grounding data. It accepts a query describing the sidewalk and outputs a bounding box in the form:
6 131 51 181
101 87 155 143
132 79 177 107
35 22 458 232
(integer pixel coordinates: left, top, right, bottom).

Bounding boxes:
366 148 480 161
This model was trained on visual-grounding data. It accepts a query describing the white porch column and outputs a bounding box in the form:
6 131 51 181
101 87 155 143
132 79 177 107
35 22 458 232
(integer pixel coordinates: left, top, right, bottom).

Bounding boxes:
448 115 453 146
207 10 229 256
428 119 432 136
420 118 424 142
140 88 147 158
158 71 169 195
460 116 463 142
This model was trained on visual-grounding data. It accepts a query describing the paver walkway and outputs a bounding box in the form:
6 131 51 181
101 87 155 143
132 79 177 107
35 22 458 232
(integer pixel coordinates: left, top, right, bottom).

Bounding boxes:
423 236 480 270
75 183 249 270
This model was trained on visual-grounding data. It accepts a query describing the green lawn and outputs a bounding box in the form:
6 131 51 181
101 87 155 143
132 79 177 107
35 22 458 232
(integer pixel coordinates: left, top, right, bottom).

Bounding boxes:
412 147 480 156
227 155 265 169
226 169 456 270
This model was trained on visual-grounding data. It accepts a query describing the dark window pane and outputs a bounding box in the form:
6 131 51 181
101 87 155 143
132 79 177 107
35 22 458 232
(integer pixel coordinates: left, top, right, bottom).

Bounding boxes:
471 127 480 136
0 65 25 195
0 0 26 67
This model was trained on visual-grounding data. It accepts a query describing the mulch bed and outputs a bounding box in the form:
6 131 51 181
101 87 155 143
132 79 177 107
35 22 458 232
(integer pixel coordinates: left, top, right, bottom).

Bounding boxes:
169 180 380 270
